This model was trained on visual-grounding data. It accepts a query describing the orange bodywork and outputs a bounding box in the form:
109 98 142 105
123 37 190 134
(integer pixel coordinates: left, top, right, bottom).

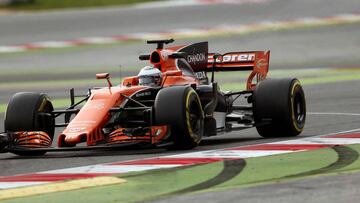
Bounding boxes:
246 51 270 90
57 45 201 147
14 132 52 148
107 126 169 145
58 86 146 147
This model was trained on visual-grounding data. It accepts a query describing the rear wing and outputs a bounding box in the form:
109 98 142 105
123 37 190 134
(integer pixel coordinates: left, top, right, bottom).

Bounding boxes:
207 51 270 72
157 40 270 90
206 51 270 90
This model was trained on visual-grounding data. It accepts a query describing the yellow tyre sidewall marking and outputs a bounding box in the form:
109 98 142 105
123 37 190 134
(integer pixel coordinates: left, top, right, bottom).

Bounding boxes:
37 97 48 112
290 80 303 132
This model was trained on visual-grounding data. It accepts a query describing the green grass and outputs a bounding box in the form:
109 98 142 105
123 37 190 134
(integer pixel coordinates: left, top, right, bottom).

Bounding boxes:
0 0 159 10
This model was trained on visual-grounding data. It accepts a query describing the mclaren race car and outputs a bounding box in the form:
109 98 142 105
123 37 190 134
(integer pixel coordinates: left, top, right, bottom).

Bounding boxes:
0 39 306 155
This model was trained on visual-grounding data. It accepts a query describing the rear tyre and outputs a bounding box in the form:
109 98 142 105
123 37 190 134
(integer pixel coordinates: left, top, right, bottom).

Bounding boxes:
155 86 204 149
5 92 55 155
253 78 306 138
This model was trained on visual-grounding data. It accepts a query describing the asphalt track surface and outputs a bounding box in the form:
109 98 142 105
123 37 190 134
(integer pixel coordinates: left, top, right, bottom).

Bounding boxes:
0 0 360 202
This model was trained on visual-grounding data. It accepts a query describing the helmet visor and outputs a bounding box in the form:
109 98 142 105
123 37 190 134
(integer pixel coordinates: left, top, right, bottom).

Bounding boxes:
139 76 157 86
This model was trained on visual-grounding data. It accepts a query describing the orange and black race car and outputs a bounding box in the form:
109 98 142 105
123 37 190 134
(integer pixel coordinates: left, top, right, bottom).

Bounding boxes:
0 39 306 156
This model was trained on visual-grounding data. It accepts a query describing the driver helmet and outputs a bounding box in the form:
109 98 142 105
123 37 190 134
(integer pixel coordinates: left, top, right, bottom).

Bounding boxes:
138 66 162 87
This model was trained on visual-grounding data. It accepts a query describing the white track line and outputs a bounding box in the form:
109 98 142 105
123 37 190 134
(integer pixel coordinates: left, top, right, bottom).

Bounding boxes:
322 128 360 136
308 112 360 116
0 182 50 190
279 138 360 145
39 164 181 174
167 150 292 159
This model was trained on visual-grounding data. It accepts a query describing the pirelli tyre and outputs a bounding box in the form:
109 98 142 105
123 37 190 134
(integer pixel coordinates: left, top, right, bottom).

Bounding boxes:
155 86 204 149
4 92 55 155
253 78 306 138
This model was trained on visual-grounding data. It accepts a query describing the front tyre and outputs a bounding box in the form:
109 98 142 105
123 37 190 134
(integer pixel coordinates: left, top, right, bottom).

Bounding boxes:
155 86 204 149
4 92 55 156
253 78 306 138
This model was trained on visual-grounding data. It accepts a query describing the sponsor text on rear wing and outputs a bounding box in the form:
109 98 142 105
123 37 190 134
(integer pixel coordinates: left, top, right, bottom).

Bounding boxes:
205 51 270 90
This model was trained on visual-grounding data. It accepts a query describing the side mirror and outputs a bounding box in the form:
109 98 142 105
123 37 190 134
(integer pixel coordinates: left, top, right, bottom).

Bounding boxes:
96 73 112 88
96 73 110 79
139 54 150 61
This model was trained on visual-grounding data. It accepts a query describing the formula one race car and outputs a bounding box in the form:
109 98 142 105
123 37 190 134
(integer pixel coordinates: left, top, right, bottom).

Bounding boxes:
0 39 306 156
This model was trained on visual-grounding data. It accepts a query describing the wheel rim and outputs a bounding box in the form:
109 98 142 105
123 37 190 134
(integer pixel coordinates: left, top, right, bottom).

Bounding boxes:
293 90 305 125
187 100 203 137
36 99 55 139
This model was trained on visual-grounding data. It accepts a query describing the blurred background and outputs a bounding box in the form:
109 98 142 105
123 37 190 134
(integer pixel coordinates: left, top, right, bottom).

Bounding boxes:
0 0 360 196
